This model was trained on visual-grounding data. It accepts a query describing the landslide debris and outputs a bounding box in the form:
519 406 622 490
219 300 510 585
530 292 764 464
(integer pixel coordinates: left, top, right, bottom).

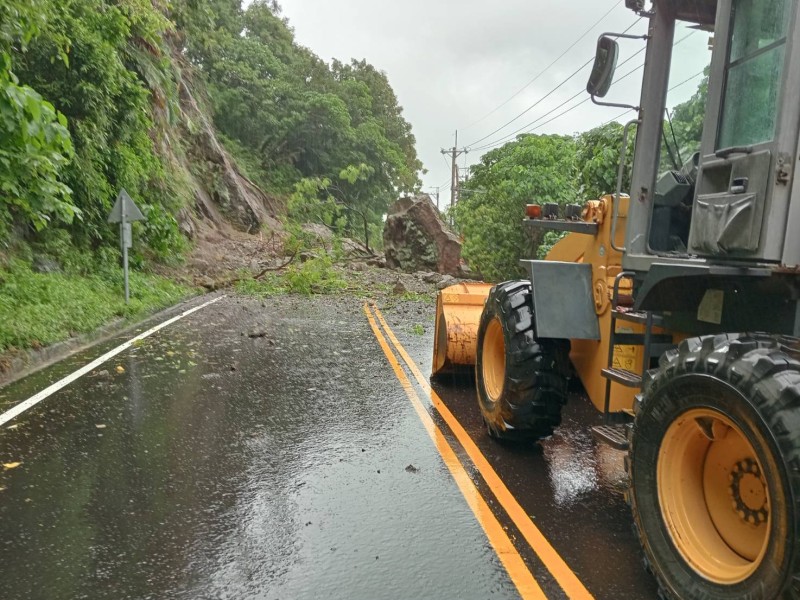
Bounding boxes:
383 195 470 277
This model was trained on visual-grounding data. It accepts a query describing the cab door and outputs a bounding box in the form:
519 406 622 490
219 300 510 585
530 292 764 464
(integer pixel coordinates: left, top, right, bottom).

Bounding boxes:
688 0 800 261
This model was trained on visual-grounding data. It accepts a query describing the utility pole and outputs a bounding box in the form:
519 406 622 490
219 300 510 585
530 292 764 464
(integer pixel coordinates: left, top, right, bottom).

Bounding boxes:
441 130 468 208
434 186 440 210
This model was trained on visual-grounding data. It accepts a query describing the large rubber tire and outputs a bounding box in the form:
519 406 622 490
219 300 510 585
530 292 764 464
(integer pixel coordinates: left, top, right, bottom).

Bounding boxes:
628 333 800 599
475 280 570 441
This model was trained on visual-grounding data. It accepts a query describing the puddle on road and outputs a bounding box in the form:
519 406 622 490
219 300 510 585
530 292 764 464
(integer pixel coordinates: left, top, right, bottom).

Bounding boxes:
542 426 627 507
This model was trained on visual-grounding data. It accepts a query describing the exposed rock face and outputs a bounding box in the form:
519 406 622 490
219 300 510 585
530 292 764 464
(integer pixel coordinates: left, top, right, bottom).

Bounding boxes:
175 76 284 235
383 195 463 275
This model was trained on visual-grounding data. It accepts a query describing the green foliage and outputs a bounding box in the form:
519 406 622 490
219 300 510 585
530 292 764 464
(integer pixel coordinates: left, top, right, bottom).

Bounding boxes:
284 255 347 295
452 72 711 279
235 255 347 297
0 259 194 352
179 0 422 239
0 0 75 235
0 0 426 354
288 163 386 250
234 273 287 297
139 203 187 263
575 122 633 199
4 0 421 264
0 0 49 55
2 0 193 273
13 0 177 248
0 74 75 232
409 323 425 335
537 231 568 259
30 227 114 275
454 134 578 280
288 177 338 226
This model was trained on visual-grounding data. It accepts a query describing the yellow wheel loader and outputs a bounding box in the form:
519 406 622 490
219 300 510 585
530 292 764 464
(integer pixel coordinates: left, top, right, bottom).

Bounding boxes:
433 1 800 597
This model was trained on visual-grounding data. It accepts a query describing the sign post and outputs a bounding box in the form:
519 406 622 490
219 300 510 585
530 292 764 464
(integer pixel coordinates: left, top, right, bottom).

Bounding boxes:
108 189 145 303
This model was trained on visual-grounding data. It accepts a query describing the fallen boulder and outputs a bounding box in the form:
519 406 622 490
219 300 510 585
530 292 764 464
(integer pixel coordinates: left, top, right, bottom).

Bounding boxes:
383 195 463 275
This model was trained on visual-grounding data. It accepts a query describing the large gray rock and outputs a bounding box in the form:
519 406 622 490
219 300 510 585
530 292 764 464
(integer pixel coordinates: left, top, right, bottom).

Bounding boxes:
383 195 462 275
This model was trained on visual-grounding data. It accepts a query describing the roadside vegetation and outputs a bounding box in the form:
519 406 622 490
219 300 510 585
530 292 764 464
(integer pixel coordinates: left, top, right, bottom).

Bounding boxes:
0 0 421 358
0 259 191 353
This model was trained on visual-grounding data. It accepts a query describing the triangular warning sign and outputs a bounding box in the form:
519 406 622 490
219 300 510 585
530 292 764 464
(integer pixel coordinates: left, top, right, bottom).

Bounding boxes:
108 189 145 223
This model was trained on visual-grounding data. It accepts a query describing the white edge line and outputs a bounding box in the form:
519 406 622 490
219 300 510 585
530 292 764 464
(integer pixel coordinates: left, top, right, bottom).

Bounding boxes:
0 295 226 427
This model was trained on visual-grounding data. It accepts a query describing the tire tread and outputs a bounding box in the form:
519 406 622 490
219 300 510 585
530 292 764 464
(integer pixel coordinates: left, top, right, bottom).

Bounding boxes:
629 333 800 600
476 280 569 441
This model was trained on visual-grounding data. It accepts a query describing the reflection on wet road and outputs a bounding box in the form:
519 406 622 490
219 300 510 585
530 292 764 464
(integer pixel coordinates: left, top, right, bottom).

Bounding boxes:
0 294 659 599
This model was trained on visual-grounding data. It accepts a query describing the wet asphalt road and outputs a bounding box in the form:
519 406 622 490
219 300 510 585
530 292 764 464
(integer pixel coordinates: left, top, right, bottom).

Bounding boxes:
0 293 659 599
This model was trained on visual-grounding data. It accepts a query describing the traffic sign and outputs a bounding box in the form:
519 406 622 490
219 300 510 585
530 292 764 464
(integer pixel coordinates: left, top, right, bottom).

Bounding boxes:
108 189 144 223
108 189 145 304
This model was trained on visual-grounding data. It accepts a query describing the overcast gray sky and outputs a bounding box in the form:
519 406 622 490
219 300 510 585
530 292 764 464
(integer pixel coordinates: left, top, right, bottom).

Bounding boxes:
276 0 710 208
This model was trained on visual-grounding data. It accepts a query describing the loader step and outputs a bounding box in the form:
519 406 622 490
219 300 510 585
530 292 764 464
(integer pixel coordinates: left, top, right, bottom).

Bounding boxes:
613 332 673 346
601 367 642 387
591 424 631 451
612 309 665 326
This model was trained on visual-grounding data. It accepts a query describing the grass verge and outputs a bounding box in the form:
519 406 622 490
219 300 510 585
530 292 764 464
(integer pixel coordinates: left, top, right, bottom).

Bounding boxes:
0 260 197 353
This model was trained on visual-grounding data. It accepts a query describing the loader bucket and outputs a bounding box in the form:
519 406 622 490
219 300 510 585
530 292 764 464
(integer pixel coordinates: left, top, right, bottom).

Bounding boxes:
431 282 494 377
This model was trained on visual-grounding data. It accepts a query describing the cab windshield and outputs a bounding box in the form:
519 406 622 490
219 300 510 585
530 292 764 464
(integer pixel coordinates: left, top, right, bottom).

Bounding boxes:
717 0 791 149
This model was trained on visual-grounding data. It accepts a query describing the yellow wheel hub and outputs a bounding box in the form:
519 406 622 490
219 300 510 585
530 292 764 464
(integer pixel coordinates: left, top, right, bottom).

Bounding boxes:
657 408 770 584
482 318 506 402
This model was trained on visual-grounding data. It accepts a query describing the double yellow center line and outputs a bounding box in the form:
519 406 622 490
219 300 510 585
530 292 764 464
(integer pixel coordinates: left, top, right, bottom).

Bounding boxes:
363 302 594 600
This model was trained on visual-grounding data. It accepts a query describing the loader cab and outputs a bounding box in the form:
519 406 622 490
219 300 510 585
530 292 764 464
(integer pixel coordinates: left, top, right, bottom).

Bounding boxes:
614 0 800 271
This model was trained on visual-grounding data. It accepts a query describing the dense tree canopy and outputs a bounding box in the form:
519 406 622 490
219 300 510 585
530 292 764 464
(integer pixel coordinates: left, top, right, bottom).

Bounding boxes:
453 134 578 281
1 0 422 261
0 0 74 236
177 0 422 241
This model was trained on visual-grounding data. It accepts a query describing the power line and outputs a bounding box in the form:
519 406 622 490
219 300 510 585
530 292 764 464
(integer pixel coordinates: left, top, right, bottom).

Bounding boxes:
441 153 453 173
464 17 644 148
464 57 595 148
472 29 698 152
602 67 707 125
471 44 649 152
461 0 624 131
526 61 646 134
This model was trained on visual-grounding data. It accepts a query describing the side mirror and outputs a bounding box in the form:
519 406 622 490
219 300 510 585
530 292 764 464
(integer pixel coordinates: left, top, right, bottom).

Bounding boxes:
587 36 619 98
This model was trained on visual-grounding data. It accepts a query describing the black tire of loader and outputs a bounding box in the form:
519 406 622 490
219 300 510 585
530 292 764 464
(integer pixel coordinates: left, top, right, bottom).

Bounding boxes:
628 333 800 600
475 280 570 441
